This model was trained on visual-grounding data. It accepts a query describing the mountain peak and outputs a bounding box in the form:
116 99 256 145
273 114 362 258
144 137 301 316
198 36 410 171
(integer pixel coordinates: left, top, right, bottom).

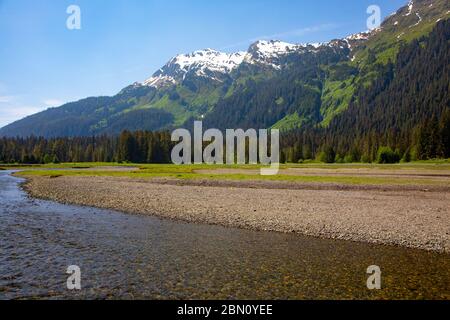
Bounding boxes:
143 48 246 87
249 40 304 53
247 40 302 57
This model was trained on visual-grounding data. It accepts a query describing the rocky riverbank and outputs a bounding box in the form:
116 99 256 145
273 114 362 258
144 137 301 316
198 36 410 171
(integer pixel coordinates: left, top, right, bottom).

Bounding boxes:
22 175 450 253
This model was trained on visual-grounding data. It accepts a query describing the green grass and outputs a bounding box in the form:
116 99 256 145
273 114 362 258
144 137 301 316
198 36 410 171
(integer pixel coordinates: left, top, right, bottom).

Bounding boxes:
0 162 132 169
2 160 449 170
9 160 450 187
149 95 192 126
16 169 448 186
271 113 306 131
284 160 450 170
320 77 356 127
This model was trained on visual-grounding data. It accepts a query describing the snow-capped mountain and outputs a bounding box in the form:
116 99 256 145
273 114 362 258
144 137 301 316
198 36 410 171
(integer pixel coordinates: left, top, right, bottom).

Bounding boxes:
343 31 372 48
244 40 332 69
142 39 349 88
143 49 246 87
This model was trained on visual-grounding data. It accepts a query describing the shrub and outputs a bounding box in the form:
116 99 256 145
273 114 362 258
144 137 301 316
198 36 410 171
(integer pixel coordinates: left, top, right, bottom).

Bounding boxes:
335 155 345 163
319 146 336 163
43 154 53 164
361 154 371 163
401 148 411 163
377 147 400 164
344 155 354 163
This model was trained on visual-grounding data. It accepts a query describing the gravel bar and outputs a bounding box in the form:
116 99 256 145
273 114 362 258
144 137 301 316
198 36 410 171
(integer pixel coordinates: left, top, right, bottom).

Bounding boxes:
22 175 450 253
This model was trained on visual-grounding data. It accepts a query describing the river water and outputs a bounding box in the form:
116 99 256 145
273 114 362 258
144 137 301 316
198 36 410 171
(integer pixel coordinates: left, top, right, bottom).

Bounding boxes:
0 170 448 299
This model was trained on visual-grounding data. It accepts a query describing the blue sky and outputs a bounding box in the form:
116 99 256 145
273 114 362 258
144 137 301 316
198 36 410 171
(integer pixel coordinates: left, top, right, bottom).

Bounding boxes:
0 0 406 128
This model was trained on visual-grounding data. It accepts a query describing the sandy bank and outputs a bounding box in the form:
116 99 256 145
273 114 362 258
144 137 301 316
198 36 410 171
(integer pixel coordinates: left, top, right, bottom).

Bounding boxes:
22 175 450 253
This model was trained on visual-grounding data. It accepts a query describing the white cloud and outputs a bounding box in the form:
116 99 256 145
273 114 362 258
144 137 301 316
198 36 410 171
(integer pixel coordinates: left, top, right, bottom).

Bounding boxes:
0 105 47 128
0 95 14 103
0 96 47 128
0 95 71 127
43 99 64 107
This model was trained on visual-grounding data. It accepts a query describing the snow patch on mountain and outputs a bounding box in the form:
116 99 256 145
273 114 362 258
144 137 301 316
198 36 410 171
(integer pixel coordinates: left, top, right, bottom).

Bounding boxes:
143 49 246 87
244 40 313 69
248 40 306 57
143 75 177 87
343 30 373 49
345 31 371 41
172 49 246 74
404 0 414 16
409 12 423 28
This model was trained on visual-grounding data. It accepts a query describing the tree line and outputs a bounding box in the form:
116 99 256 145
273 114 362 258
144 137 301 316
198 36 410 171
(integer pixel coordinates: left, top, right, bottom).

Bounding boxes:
280 108 450 164
1 111 448 165
0 131 173 164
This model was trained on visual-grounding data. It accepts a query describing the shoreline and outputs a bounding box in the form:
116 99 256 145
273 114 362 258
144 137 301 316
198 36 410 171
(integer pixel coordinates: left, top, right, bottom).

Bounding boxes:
21 175 450 254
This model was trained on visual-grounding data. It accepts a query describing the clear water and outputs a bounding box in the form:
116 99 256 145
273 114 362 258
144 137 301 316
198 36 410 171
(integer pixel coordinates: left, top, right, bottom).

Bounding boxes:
0 170 448 300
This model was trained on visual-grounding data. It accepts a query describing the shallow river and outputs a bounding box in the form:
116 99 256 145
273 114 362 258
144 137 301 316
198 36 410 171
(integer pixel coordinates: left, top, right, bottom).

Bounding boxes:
0 170 448 299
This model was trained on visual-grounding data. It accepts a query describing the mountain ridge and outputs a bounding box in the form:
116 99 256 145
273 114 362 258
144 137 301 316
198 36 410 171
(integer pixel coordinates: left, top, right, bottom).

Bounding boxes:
134 39 353 90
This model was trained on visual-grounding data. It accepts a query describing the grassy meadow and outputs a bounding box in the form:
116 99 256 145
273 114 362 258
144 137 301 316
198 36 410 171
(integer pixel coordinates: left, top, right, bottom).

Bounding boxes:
2 160 449 187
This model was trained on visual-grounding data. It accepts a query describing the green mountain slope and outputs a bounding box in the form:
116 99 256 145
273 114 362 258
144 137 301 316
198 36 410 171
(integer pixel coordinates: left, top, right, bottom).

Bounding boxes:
318 0 450 130
281 18 450 162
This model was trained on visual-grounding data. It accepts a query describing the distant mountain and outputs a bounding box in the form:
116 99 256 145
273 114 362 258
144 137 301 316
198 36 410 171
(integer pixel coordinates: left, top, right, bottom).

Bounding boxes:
0 0 448 138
